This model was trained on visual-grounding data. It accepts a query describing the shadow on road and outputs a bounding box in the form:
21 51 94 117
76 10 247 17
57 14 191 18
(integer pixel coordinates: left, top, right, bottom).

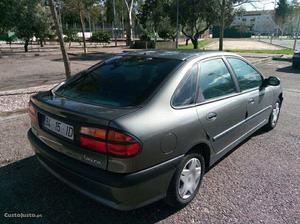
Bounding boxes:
276 65 300 74
0 156 179 224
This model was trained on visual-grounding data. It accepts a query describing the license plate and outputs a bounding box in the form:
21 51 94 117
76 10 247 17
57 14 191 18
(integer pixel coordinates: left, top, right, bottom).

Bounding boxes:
43 115 74 140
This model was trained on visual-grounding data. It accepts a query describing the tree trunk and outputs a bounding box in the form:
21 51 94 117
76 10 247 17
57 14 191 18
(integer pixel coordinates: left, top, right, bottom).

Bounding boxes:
49 0 71 79
40 39 44 47
79 10 87 54
185 38 189 45
125 12 133 46
191 39 198 49
219 0 225 51
24 39 29 52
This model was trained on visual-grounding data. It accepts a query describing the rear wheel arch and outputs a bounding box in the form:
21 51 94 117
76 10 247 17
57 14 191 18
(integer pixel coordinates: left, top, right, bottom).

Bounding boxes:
187 142 211 170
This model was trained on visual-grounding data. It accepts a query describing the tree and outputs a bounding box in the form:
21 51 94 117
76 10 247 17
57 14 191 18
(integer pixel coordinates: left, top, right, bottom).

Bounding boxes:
291 0 300 34
14 0 39 52
138 0 174 42
215 0 236 51
175 0 216 49
158 17 176 41
215 0 256 50
34 4 54 47
49 0 71 79
0 0 16 33
123 0 135 46
64 0 97 54
64 28 80 48
275 0 290 35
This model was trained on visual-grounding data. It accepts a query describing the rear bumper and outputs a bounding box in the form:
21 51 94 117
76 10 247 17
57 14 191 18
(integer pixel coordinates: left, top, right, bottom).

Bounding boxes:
27 129 181 210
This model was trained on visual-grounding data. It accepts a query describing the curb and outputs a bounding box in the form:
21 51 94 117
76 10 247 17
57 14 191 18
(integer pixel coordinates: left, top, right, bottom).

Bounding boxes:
0 108 28 117
251 57 273 65
0 84 57 97
272 56 292 62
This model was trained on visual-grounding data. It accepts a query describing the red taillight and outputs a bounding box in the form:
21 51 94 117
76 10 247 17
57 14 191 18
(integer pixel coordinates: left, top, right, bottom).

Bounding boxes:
28 101 37 123
79 136 106 153
107 142 141 157
79 127 141 157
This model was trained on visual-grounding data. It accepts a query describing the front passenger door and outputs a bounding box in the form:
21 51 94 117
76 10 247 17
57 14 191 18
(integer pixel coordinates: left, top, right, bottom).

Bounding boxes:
226 57 273 132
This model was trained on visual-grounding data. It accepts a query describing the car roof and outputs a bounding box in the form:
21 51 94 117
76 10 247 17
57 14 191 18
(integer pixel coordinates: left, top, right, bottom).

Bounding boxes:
122 49 239 61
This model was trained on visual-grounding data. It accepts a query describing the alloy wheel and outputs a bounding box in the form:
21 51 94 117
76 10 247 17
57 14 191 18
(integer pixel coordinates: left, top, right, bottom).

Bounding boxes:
178 158 201 199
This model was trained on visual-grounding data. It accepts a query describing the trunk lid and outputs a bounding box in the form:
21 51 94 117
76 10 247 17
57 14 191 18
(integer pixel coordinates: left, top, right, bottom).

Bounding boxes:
31 91 139 170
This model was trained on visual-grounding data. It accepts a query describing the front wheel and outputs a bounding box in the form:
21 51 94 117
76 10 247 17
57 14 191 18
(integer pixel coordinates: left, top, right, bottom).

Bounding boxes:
165 153 205 208
264 100 281 131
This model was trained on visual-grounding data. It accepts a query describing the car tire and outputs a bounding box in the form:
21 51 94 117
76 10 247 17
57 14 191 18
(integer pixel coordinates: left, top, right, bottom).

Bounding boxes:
264 99 281 131
165 153 205 208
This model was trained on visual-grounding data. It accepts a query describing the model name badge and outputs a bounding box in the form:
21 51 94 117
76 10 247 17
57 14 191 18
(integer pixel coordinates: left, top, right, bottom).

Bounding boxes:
82 155 102 167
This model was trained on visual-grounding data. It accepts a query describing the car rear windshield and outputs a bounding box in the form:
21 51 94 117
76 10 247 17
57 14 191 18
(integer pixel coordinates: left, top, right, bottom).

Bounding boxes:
55 56 182 107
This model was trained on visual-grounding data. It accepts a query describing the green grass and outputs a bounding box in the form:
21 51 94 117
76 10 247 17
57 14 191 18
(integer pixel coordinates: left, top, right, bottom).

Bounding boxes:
179 39 213 49
225 49 293 55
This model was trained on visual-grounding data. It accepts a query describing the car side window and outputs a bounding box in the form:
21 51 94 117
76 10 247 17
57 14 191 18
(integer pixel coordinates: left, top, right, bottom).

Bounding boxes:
227 58 262 91
172 64 198 107
198 58 237 100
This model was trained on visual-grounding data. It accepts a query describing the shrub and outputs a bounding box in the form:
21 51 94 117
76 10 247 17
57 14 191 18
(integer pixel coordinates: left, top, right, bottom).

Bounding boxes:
90 30 111 43
64 29 80 42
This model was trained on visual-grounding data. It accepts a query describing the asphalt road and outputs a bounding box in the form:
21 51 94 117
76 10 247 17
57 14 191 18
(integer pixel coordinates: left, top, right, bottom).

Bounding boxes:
0 60 299 224
0 52 114 91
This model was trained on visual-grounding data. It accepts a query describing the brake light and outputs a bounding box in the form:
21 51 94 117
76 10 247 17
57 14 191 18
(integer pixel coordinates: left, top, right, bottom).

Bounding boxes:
79 136 106 153
107 142 140 157
79 127 141 157
28 101 37 123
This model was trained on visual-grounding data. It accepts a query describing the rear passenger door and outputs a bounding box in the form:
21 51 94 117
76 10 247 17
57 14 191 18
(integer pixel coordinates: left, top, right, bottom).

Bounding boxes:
195 58 247 154
226 57 273 131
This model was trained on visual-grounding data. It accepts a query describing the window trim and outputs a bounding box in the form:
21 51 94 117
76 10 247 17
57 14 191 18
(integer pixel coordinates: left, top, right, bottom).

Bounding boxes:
170 55 266 110
224 56 265 93
196 57 239 103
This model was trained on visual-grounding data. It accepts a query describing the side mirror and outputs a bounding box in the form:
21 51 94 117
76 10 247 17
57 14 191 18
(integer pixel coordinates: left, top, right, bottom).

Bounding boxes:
261 76 280 88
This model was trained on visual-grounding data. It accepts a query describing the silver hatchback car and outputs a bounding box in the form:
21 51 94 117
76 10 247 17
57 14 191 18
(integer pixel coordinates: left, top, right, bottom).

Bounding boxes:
28 50 282 210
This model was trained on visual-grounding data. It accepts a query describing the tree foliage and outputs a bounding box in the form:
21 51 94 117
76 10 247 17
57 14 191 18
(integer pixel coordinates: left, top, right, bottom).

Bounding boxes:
139 0 168 40
34 4 55 46
176 0 216 49
0 0 54 51
275 0 289 26
64 0 97 53
0 0 16 33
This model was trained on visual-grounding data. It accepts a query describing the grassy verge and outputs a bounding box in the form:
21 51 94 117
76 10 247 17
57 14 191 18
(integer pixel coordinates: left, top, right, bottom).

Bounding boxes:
179 39 214 49
225 49 293 55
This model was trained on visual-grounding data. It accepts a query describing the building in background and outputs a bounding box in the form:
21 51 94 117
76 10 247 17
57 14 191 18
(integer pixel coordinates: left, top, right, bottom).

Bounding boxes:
231 10 280 35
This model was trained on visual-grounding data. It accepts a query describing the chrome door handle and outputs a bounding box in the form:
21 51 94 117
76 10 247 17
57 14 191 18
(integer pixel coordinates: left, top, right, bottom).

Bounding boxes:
248 98 255 104
207 112 217 120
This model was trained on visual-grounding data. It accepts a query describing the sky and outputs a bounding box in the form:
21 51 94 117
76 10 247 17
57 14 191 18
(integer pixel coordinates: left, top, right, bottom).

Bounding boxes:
241 0 299 11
